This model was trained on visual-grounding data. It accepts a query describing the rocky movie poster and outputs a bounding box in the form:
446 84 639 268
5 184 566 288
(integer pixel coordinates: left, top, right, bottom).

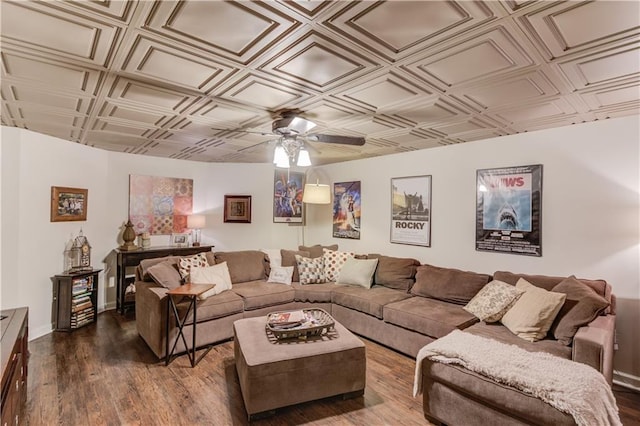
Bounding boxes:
391 175 431 247
476 164 542 256
333 181 360 240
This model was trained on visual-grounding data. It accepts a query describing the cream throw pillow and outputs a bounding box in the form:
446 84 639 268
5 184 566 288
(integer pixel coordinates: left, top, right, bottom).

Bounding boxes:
267 266 294 285
501 278 566 342
336 258 378 289
189 262 233 300
463 280 524 323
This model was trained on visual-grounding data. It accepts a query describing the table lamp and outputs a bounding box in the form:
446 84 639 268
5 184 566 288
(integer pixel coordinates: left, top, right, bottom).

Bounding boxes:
187 214 206 247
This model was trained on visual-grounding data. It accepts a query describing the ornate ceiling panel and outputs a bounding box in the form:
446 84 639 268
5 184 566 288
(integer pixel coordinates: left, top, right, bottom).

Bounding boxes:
1 0 638 165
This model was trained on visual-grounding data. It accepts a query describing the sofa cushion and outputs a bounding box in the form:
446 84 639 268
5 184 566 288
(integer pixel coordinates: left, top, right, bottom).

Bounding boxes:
411 264 491 305
323 248 354 282
463 322 572 359
463 280 524 323
550 276 610 345
383 297 478 339
139 256 181 281
231 281 295 310
291 282 337 303
281 249 310 282
501 279 566 342
295 254 326 284
175 290 244 324
214 250 268 283
336 258 378 289
146 261 183 290
190 262 233 299
493 271 613 315
298 244 338 258
332 285 412 319
267 266 294 285
367 254 420 292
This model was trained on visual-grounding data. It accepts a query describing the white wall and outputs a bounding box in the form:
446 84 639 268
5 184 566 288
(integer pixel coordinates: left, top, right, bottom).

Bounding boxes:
306 115 640 386
2 116 638 385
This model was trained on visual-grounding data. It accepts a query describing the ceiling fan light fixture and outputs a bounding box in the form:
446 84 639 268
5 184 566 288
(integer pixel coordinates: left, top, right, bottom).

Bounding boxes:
296 147 311 167
273 144 290 168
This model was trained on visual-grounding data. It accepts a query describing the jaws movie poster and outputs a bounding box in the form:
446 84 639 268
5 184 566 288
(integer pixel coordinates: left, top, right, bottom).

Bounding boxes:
476 165 542 256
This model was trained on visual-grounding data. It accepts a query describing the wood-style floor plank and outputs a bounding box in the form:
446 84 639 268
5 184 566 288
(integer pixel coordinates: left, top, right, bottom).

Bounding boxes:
25 311 640 425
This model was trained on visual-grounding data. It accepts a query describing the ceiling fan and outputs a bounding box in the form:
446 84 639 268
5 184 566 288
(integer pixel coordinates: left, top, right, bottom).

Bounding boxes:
215 111 366 167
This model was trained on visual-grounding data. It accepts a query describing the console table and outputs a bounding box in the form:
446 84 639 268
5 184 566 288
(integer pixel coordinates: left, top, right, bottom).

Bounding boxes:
115 245 214 314
1 307 28 426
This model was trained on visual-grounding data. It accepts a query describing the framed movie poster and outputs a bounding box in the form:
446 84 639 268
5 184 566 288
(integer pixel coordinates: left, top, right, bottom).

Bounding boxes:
391 175 431 246
333 181 361 239
273 170 304 223
476 164 542 256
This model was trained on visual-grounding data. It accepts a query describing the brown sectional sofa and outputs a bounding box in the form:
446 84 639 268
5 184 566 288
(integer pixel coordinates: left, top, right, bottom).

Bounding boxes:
134 248 616 424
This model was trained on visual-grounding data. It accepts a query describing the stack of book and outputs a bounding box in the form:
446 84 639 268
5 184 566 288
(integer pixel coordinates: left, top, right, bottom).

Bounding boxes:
71 276 94 328
267 310 314 330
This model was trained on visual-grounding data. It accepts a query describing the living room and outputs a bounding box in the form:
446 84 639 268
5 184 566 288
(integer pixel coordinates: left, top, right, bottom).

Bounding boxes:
1 0 639 424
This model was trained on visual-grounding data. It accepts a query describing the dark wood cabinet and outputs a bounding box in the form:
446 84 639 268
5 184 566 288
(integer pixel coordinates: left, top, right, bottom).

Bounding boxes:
115 245 214 314
52 269 101 331
1 307 28 426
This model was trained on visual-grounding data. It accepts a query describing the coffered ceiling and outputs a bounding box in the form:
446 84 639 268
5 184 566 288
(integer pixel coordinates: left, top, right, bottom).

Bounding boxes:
1 1 639 165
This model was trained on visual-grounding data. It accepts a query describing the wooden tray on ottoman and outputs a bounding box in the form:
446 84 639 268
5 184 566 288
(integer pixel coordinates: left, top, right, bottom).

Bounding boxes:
266 308 335 340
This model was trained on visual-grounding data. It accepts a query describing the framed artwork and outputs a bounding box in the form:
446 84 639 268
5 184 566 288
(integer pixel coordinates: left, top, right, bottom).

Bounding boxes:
129 174 193 235
391 175 431 247
224 195 252 223
333 181 361 240
476 164 543 256
51 186 88 222
273 170 304 223
171 233 189 247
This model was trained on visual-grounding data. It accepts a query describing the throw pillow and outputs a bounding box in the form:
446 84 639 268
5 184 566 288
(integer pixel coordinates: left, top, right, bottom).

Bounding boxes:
298 244 338 259
260 248 282 267
267 266 294 285
178 252 210 279
281 249 310 282
463 280 524 322
147 261 183 290
189 262 233 300
501 278 567 342
295 254 326 285
550 276 610 345
323 248 354 282
367 254 420 292
411 264 492 305
336 258 379 289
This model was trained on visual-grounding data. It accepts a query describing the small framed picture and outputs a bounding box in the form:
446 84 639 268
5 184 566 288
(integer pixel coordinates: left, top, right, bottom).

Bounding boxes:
224 195 252 223
171 233 189 247
51 186 88 222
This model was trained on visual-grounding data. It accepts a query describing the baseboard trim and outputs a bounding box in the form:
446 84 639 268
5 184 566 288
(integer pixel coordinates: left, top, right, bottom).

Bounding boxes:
613 371 640 391
30 324 53 341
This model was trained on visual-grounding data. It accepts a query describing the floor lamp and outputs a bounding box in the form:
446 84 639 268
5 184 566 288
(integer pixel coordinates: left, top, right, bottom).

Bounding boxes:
302 181 331 245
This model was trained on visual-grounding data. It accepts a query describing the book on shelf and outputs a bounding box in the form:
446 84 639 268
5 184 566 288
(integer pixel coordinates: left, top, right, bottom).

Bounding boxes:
73 301 93 312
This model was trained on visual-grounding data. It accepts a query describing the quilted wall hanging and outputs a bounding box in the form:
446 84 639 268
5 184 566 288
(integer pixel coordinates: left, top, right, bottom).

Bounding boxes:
129 174 193 235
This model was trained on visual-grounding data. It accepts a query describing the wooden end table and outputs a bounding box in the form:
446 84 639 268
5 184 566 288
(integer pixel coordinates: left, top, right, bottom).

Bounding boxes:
165 283 215 367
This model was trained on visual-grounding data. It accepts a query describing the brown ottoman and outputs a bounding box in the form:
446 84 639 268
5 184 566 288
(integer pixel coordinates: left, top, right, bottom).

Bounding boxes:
233 316 366 419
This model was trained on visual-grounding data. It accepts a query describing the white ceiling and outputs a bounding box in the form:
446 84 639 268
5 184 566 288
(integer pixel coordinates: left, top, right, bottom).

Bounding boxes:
1 1 639 165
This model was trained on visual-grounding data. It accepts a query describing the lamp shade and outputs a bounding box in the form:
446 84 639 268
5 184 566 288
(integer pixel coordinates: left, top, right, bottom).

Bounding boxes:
302 183 330 204
273 145 290 168
187 214 206 229
297 148 312 167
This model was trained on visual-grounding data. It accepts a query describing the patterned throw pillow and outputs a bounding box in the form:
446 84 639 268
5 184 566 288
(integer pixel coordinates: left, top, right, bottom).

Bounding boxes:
295 254 326 285
323 248 355 282
463 280 525 322
178 252 210 279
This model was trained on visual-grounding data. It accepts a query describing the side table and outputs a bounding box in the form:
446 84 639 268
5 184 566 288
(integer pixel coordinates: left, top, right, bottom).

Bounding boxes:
165 283 215 367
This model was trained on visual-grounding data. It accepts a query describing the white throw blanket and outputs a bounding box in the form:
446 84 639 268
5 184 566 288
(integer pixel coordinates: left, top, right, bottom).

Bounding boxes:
414 330 621 426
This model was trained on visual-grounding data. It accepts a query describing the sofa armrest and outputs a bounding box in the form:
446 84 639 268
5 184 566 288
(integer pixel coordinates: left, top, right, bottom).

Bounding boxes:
135 281 169 359
572 314 615 385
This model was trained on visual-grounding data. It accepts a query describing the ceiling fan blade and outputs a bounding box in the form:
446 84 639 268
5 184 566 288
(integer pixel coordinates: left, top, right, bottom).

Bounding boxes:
211 127 272 136
307 134 365 146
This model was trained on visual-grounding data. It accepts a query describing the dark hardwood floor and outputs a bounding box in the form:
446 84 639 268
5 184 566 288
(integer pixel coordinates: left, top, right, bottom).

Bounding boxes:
25 311 640 425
